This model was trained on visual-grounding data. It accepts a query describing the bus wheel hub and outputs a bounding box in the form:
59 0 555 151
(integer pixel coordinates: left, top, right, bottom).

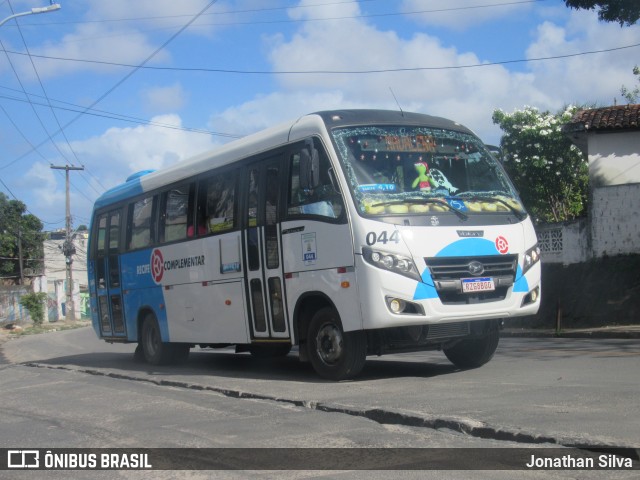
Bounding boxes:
316 324 343 365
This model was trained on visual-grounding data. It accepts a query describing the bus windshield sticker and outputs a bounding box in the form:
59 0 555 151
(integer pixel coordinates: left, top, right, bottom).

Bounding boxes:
302 232 317 266
358 184 396 192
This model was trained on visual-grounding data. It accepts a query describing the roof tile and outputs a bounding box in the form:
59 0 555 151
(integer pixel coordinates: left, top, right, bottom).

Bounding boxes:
567 104 640 132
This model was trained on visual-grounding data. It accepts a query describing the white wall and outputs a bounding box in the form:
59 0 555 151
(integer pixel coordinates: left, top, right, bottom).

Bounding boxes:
537 220 589 265
588 131 640 187
43 233 88 288
591 183 640 257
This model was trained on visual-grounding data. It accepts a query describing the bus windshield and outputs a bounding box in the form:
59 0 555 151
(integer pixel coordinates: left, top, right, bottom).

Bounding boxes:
331 125 525 218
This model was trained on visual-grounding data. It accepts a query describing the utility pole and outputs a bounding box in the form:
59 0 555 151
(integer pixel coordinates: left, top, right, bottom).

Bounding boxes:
51 164 84 320
17 227 24 285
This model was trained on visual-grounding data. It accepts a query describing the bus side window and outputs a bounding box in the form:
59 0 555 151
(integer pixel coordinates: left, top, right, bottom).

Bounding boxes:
159 183 193 243
127 195 156 250
107 211 121 288
96 214 107 288
196 171 237 235
287 140 344 219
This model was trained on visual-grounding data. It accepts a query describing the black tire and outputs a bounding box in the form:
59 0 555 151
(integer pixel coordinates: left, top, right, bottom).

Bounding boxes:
141 313 175 365
249 344 292 358
306 307 366 380
443 327 500 369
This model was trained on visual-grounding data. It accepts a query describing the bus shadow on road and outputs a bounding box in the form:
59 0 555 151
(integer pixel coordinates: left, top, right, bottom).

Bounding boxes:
28 348 460 383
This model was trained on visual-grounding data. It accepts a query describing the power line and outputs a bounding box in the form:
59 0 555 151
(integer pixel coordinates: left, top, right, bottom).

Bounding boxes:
0 175 58 224
0 0 221 179
15 0 547 29
13 0 384 26
4 41 638 75
8 0 105 197
0 37 73 165
0 86 242 140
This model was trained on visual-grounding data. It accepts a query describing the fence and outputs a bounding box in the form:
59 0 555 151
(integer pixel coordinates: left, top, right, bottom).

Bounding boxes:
1 277 89 326
0 286 30 325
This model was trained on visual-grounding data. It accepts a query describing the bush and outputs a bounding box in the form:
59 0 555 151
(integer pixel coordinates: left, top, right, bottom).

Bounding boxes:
19 292 48 325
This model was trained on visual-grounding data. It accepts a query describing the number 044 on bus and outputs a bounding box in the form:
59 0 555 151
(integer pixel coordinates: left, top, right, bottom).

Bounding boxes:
88 110 541 380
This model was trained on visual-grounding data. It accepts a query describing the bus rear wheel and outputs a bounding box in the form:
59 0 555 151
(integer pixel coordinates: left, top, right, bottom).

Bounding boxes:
443 327 499 369
307 307 366 381
141 314 188 365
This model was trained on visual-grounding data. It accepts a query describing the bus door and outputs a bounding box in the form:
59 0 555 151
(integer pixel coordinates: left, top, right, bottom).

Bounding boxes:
94 209 127 338
242 158 290 340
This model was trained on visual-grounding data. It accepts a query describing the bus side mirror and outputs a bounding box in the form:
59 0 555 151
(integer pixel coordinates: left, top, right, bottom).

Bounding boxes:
486 144 503 163
299 141 320 190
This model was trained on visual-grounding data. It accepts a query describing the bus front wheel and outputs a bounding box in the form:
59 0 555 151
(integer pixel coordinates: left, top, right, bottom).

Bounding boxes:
443 327 499 369
141 314 188 365
307 307 366 381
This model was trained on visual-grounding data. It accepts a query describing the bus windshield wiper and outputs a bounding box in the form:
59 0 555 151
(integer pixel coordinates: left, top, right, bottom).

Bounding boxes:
453 194 526 220
372 198 468 220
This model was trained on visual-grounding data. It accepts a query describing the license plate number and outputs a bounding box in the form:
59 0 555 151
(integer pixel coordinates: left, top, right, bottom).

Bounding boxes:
462 277 495 293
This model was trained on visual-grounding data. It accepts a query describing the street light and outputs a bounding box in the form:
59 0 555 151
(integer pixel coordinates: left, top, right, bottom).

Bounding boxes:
0 3 61 29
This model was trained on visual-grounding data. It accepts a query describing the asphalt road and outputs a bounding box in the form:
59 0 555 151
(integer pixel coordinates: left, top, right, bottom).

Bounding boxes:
1 327 638 479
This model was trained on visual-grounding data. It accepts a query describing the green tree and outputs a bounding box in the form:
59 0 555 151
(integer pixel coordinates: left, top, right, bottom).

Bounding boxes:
19 292 48 325
564 0 640 26
492 106 589 223
621 65 640 103
0 193 45 282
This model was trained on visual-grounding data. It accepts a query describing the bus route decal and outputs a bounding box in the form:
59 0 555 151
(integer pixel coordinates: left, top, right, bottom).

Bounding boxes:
151 249 164 284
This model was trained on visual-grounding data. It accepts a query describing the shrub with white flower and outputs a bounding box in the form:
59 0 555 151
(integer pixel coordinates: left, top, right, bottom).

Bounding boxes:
492 106 588 223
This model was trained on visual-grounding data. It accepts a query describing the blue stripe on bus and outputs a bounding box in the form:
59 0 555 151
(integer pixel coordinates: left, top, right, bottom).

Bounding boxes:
413 238 529 300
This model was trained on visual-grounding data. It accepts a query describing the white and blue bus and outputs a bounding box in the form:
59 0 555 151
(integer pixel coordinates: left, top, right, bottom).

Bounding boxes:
88 110 541 380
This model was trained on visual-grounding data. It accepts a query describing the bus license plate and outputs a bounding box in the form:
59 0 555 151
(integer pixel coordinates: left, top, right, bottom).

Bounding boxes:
462 277 495 293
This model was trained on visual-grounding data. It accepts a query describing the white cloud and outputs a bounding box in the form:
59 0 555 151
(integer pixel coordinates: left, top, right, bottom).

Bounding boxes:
209 91 356 136
13 0 228 80
259 3 640 143
69 114 218 186
142 83 188 112
264 3 538 142
26 23 169 80
85 0 222 34
21 162 75 225
525 11 640 107
400 0 534 31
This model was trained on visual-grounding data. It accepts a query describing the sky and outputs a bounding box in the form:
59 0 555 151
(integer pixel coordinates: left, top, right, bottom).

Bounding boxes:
0 0 638 231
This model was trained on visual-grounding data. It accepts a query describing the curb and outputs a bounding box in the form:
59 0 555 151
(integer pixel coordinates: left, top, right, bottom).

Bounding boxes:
501 328 640 339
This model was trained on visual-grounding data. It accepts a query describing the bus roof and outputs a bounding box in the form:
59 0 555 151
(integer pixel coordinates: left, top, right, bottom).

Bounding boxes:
92 109 476 210
312 109 474 134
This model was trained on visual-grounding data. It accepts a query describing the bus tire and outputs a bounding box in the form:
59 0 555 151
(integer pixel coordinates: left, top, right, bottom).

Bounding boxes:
141 314 174 365
307 307 366 380
443 327 500 369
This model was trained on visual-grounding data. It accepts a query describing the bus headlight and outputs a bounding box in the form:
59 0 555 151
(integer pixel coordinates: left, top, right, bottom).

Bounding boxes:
363 247 421 281
522 244 541 274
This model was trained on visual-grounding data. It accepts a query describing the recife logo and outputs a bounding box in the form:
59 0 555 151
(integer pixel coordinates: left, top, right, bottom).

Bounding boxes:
151 249 164 284
495 236 509 254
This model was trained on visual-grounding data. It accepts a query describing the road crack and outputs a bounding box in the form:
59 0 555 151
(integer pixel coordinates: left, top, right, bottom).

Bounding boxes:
17 362 638 460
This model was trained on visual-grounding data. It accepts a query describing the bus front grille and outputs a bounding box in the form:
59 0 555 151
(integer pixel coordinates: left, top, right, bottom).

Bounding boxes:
424 254 518 304
426 321 470 340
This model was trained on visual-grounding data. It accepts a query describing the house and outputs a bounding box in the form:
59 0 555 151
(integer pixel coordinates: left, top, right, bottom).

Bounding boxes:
520 105 640 328
43 230 89 320
561 104 640 258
